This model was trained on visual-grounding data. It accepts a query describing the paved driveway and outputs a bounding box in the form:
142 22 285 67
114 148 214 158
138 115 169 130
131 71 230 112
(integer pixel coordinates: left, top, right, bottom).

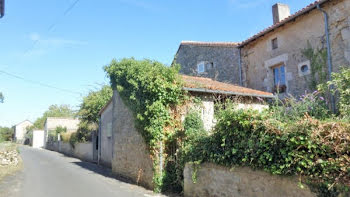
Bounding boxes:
0 146 166 197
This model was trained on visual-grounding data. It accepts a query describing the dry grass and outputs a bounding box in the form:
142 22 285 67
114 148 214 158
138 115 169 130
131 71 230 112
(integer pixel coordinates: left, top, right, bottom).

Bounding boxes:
0 142 23 182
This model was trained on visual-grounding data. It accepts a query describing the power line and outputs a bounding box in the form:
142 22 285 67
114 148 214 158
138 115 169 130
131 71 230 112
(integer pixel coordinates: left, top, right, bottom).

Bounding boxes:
23 0 82 56
48 0 81 31
0 69 82 95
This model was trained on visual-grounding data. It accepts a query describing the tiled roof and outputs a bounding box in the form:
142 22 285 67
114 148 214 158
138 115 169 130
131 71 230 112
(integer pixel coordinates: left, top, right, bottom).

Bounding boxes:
182 75 274 98
181 41 239 47
239 0 329 46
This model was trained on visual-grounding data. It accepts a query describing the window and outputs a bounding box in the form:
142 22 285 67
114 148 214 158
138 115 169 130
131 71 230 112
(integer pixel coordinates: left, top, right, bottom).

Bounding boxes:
197 62 205 73
106 122 112 138
298 60 311 77
273 65 286 93
301 65 308 72
272 38 278 50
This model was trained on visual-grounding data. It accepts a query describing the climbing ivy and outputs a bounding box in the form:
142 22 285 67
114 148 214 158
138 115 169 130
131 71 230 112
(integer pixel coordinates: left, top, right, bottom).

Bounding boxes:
104 58 186 192
301 41 328 90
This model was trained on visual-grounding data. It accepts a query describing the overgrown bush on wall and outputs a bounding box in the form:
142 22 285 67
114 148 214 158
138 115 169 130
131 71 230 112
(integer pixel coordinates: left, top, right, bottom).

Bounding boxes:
162 109 207 192
104 58 185 192
185 100 350 196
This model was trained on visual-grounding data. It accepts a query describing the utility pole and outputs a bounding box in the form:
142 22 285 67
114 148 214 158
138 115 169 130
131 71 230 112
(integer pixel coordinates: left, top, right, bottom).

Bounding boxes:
0 0 4 18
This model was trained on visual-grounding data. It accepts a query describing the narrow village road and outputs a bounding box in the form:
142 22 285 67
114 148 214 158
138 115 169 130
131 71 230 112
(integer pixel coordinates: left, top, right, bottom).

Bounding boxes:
0 146 166 197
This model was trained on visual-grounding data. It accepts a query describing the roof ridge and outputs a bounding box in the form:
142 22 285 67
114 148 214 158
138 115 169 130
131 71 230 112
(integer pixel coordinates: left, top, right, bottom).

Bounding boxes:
239 0 328 46
181 41 239 47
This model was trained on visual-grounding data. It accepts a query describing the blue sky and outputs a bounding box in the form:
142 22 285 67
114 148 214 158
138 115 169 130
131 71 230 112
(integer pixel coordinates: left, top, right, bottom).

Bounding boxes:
0 0 316 127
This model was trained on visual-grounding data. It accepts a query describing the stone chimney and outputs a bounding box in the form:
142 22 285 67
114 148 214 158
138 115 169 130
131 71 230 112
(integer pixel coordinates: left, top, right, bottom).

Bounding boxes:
272 3 291 24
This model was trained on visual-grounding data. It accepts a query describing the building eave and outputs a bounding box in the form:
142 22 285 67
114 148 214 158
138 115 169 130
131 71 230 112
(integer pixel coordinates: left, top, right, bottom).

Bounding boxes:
183 87 275 99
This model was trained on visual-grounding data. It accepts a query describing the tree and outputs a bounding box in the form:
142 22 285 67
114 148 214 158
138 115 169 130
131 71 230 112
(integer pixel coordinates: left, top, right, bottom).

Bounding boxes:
78 85 112 125
32 104 76 129
73 85 112 143
0 126 14 142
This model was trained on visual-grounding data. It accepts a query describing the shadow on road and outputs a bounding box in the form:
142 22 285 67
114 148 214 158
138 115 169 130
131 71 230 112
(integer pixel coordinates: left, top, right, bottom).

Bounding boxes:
71 161 134 185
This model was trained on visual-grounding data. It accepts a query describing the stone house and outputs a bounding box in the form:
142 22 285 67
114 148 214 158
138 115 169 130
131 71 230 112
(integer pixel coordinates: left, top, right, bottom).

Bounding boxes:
174 41 241 85
98 99 113 167
240 0 350 98
102 75 273 189
44 117 80 147
13 120 33 144
174 0 350 100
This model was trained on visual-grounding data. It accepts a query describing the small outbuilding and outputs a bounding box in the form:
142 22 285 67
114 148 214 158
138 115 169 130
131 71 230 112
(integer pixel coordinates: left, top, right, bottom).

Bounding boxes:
99 75 274 189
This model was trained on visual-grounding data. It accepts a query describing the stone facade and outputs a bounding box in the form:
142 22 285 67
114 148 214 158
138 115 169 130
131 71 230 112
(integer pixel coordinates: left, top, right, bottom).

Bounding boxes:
175 42 241 85
184 163 316 197
174 0 350 98
241 0 350 97
99 100 113 167
13 120 33 144
111 90 154 189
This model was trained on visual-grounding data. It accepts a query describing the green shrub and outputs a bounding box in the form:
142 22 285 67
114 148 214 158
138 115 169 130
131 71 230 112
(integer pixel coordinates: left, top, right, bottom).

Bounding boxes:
186 106 350 196
162 110 207 192
270 91 331 121
319 67 350 118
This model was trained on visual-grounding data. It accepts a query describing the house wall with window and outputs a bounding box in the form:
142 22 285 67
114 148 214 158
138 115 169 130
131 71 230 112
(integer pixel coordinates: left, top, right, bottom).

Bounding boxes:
174 41 241 85
241 9 324 96
241 0 350 97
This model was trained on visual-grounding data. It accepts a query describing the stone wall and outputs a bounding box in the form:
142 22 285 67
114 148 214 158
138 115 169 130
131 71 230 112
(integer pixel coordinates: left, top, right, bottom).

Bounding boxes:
100 101 113 167
175 44 241 85
111 90 154 189
242 0 350 97
184 163 316 197
46 141 94 162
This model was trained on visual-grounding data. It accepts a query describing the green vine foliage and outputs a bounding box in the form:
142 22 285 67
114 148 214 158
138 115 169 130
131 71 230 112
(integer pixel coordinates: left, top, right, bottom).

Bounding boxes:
319 68 350 118
186 104 350 196
162 110 207 192
104 58 185 192
301 41 328 90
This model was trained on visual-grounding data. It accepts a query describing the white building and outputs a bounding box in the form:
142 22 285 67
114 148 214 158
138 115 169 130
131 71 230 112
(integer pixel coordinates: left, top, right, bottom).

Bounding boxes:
32 130 45 148
13 120 33 144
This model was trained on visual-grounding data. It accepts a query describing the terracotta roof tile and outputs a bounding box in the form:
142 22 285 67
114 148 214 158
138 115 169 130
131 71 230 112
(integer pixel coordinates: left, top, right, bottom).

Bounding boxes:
239 0 329 46
181 41 239 47
181 75 274 98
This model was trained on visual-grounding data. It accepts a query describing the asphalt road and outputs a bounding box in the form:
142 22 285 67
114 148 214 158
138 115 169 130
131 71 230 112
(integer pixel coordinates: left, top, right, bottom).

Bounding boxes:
0 146 166 197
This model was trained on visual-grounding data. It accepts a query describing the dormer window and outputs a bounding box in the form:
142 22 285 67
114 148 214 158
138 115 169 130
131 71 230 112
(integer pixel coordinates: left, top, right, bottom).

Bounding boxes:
197 62 205 73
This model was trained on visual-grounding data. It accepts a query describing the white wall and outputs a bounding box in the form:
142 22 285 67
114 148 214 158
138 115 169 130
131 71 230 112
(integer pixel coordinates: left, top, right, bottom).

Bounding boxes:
14 120 33 143
99 101 113 167
32 130 45 148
